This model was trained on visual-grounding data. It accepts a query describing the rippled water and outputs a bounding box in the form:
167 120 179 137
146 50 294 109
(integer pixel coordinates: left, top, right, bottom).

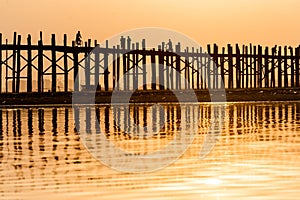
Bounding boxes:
1 102 300 199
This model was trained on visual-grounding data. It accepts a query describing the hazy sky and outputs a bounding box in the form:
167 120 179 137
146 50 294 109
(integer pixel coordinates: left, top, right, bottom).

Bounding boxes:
1 0 300 46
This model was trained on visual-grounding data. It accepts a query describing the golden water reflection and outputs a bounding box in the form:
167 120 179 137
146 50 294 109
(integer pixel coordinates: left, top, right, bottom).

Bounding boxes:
0 102 300 199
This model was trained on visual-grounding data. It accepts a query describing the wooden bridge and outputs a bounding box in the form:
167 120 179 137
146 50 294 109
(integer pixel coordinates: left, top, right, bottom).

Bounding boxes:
0 32 300 93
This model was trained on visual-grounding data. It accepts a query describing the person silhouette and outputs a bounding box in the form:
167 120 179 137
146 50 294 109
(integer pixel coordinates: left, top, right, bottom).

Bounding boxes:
166 39 173 51
76 31 82 46
127 36 131 50
120 36 126 49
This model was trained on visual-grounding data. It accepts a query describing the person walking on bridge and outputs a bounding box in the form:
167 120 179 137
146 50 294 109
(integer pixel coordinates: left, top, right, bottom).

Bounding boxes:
76 31 82 46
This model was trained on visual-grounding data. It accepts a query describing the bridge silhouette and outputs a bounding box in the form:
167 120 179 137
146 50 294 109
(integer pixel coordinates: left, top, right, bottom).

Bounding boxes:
0 32 300 94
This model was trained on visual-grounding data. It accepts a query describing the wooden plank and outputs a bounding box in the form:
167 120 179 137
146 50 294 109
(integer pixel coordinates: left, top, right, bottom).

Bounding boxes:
16 35 21 93
51 34 56 92
63 34 68 92
27 34 32 92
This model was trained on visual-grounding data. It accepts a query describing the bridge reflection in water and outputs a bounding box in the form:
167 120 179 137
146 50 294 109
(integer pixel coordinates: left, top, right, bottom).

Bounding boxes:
0 102 300 199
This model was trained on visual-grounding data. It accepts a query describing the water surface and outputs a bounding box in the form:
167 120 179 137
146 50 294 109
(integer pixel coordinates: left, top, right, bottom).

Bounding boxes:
1 102 300 199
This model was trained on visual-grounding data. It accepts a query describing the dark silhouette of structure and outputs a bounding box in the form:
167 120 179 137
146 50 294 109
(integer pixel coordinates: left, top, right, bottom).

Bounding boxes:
0 31 300 94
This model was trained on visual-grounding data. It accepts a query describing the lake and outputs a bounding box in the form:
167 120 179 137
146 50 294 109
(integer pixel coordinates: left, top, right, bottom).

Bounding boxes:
1 102 300 199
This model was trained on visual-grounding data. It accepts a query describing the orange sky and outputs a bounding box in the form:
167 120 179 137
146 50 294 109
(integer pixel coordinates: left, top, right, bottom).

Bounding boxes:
1 0 300 46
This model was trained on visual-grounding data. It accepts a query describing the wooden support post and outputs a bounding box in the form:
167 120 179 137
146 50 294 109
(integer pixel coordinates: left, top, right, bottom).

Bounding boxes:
196 49 200 90
51 34 56 92
135 43 139 90
277 47 282 88
175 55 181 90
142 44 147 90
295 47 300 87
27 35 32 92
38 35 43 93
290 47 294 87
191 47 195 89
94 44 100 90
245 46 249 88
271 47 276 88
235 44 241 88
213 44 219 89
166 54 170 89
220 47 225 89
0 33 2 93
228 44 233 89
132 51 136 89
284 46 288 87
16 35 21 93
12 32 16 93
249 44 253 88
207 45 211 89
116 45 120 90
264 47 269 88
104 41 109 91
151 50 156 90
200 47 205 89
63 34 68 92
184 47 190 89
170 55 174 90
85 41 91 90
73 41 79 92
158 49 164 90
253 46 257 88
112 46 116 89
123 52 127 90
258 45 263 88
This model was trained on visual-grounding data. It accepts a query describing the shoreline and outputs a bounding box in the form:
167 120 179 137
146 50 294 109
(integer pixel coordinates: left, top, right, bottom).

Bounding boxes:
1 88 300 105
